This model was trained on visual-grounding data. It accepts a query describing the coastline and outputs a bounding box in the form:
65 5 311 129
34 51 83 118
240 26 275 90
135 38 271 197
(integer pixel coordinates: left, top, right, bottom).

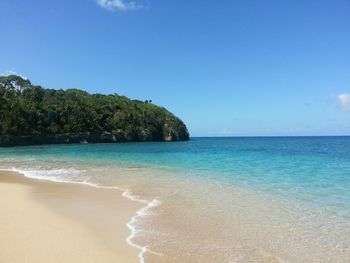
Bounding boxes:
1 136 350 262
0 171 145 263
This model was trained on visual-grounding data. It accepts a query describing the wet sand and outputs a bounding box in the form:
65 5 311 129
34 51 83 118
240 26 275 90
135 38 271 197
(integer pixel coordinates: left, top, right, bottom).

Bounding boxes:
0 171 143 263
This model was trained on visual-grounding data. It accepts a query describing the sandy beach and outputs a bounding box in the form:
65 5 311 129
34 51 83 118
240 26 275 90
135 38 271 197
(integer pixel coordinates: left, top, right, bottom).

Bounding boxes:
0 171 143 263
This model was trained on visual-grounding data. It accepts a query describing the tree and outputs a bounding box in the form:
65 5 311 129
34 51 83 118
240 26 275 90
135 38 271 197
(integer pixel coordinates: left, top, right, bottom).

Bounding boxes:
0 75 189 143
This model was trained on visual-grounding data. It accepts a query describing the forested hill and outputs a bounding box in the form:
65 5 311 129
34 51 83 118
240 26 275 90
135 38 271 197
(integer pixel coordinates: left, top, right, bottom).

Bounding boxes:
0 75 189 146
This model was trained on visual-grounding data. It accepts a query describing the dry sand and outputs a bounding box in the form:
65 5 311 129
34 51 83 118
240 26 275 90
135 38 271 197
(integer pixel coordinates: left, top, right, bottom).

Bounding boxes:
0 171 143 263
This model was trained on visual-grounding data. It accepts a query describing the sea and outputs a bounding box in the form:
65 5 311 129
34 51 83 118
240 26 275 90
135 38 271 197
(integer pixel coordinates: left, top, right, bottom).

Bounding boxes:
1 136 350 262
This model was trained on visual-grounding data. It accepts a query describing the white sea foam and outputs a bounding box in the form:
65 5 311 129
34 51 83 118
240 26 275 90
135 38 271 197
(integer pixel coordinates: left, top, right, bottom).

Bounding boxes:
124 191 162 263
0 166 161 263
4 167 83 182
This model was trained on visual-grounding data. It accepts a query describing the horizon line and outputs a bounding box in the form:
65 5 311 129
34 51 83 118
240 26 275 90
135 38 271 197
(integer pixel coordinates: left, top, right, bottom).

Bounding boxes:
190 135 350 138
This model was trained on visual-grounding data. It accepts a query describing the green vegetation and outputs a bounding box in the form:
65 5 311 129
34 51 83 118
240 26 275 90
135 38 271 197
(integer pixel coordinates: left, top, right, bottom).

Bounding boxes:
0 75 189 145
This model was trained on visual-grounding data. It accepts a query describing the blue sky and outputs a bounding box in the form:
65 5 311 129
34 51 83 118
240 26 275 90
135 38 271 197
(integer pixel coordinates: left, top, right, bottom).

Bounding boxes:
1 0 350 136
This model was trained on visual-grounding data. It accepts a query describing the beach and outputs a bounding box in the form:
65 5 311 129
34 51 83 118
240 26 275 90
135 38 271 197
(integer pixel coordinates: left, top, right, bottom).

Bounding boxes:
0 171 143 263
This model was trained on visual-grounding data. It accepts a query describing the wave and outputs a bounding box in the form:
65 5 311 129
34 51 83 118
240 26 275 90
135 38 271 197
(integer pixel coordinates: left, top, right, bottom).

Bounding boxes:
124 190 162 263
3 167 84 182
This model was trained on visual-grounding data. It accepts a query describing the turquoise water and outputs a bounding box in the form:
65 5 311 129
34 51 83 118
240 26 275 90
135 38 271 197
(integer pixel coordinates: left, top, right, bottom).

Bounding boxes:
1 136 350 262
1 137 350 211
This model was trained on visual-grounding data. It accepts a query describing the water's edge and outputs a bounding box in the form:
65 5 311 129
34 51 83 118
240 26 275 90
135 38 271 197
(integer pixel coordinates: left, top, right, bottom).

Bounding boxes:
0 167 161 263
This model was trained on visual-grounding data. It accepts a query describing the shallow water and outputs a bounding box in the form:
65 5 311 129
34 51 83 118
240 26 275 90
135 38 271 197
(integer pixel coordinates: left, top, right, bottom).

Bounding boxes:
1 137 350 262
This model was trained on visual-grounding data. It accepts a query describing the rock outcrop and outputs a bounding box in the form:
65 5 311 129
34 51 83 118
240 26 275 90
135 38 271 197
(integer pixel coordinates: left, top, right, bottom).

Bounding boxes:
0 75 189 146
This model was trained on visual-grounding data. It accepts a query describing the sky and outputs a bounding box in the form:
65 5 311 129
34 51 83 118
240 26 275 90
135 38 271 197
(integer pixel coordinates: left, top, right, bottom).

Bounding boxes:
1 0 350 136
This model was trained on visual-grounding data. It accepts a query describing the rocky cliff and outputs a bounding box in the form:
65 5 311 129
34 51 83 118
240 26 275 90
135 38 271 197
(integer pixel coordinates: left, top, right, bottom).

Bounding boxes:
0 75 189 146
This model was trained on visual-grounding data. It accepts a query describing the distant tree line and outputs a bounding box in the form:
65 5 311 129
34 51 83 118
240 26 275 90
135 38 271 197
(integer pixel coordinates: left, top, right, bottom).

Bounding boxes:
0 75 189 143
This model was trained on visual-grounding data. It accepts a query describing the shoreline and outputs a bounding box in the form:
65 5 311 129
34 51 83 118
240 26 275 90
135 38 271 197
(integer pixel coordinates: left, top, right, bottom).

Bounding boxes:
0 171 150 263
1 137 350 262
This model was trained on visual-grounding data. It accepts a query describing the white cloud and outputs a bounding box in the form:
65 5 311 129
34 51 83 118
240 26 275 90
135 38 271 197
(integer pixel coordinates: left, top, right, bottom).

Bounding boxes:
337 93 350 111
96 0 142 11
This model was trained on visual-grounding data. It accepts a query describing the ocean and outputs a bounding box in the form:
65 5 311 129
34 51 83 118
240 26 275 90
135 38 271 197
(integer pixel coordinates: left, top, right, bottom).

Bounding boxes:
1 136 350 262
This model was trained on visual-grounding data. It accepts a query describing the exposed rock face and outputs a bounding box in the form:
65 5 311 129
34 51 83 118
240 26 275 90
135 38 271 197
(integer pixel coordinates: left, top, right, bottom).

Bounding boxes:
0 127 190 147
163 123 190 141
0 130 189 147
